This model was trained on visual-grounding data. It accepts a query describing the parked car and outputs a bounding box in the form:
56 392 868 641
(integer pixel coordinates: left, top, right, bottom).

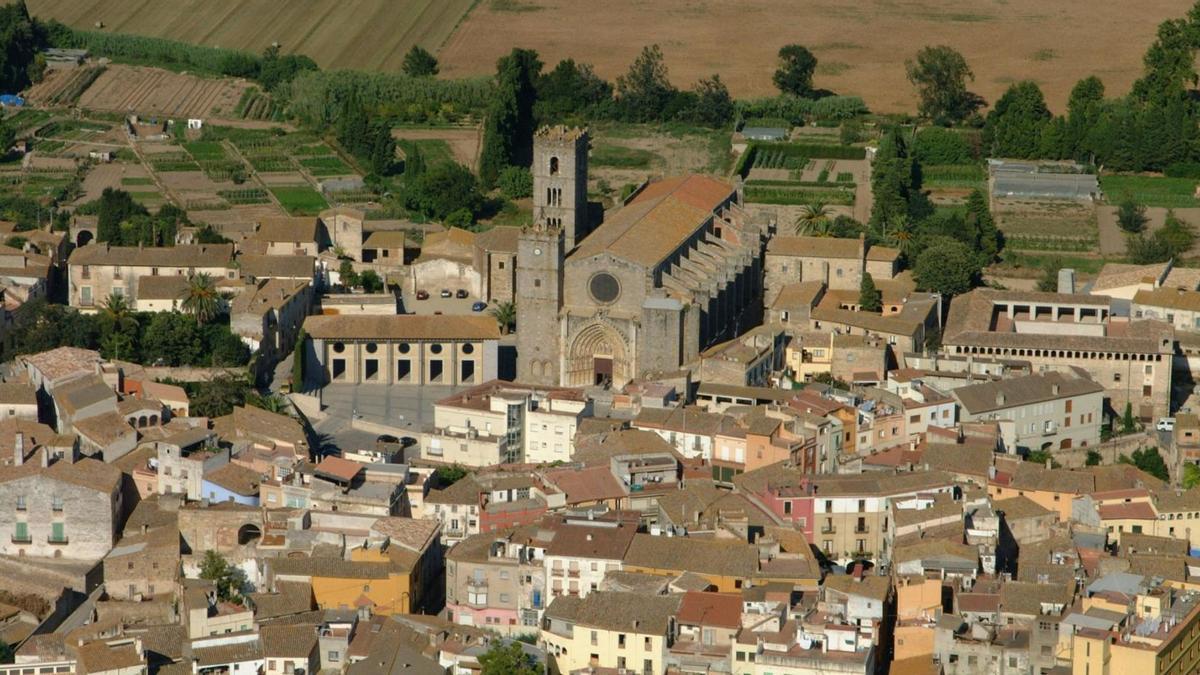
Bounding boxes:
440 289 452 298
376 434 399 444
400 436 417 448
415 290 429 300
471 301 487 312
455 289 469 299
1157 417 1176 432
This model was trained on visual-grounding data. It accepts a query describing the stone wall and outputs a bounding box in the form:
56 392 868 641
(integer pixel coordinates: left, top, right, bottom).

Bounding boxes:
1049 432 1155 469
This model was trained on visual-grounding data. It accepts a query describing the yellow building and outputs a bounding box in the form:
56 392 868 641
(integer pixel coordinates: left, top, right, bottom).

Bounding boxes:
541 591 681 675
1071 587 1200 675
269 555 413 614
894 576 941 662
267 530 441 615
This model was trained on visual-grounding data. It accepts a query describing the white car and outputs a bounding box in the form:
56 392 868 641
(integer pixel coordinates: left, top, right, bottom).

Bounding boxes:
1156 418 1176 432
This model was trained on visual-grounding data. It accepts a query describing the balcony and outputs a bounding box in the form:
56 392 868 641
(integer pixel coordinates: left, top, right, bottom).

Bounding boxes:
10 534 30 544
47 536 69 545
467 578 488 591
1042 422 1058 436
567 568 580 578
821 525 837 534
854 525 870 534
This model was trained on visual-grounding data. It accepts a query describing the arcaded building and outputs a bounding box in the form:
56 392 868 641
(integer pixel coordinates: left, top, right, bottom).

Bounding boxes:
517 127 770 388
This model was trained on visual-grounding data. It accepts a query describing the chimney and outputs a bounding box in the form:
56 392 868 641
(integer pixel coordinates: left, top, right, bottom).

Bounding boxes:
13 432 23 466
995 392 1006 406
40 448 48 468
1052 383 1060 396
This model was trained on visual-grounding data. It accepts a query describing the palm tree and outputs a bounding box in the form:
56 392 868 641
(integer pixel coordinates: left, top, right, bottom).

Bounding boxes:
100 292 136 332
99 292 138 360
794 201 835 236
489 301 516 335
874 213 914 258
179 272 220 325
247 391 289 414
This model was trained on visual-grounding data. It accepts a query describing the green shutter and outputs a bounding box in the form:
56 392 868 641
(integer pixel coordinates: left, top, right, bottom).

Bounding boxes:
51 522 64 543
14 522 27 541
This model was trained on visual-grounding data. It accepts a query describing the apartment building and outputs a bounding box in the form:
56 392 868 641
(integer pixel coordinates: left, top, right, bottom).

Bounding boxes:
68 243 236 310
954 371 1104 453
541 591 681 675
445 526 551 634
746 468 957 566
421 381 591 466
543 513 638 601
0 443 123 560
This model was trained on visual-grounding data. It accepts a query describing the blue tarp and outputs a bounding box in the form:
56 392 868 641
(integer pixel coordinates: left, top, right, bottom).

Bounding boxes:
0 95 25 107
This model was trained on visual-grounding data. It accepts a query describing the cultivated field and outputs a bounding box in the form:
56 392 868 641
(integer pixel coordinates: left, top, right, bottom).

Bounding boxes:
439 0 1190 113
27 0 475 73
75 65 250 119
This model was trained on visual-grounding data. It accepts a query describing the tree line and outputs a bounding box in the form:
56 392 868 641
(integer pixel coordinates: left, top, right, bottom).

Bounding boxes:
900 1 1200 174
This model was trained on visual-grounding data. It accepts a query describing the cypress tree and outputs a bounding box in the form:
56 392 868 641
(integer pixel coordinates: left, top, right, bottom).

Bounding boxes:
859 274 882 312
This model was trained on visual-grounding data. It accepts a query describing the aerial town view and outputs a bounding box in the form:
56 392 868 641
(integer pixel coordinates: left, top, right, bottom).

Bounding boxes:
2 0 1200 673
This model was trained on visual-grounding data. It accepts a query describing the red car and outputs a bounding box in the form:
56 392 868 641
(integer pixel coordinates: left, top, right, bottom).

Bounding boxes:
416 290 429 300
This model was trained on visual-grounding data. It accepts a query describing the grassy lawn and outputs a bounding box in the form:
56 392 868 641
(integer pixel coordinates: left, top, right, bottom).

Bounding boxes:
404 139 456 168
590 144 657 169
271 185 329 216
1100 175 1200 208
299 156 354 176
183 141 227 161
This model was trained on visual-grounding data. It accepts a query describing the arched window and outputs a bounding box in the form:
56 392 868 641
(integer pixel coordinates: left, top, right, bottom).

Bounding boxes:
550 156 559 175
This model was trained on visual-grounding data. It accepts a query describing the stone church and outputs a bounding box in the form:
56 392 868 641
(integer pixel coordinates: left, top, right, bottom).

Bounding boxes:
517 126 770 388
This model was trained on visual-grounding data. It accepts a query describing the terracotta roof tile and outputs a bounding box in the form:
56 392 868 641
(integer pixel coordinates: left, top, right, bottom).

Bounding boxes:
303 314 499 341
676 591 742 628
573 175 733 267
69 243 234 268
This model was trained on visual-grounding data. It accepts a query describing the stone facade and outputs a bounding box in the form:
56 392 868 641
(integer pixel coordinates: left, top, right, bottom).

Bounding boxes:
532 126 589 250
764 235 900 306
516 226 565 386
67 243 236 311
323 207 364 263
518 132 769 389
0 448 122 560
305 315 499 387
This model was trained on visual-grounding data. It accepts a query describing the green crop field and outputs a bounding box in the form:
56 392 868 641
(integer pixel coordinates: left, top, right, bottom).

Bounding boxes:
299 156 354 177
1100 175 1200 209
183 141 227 161
271 185 329 216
